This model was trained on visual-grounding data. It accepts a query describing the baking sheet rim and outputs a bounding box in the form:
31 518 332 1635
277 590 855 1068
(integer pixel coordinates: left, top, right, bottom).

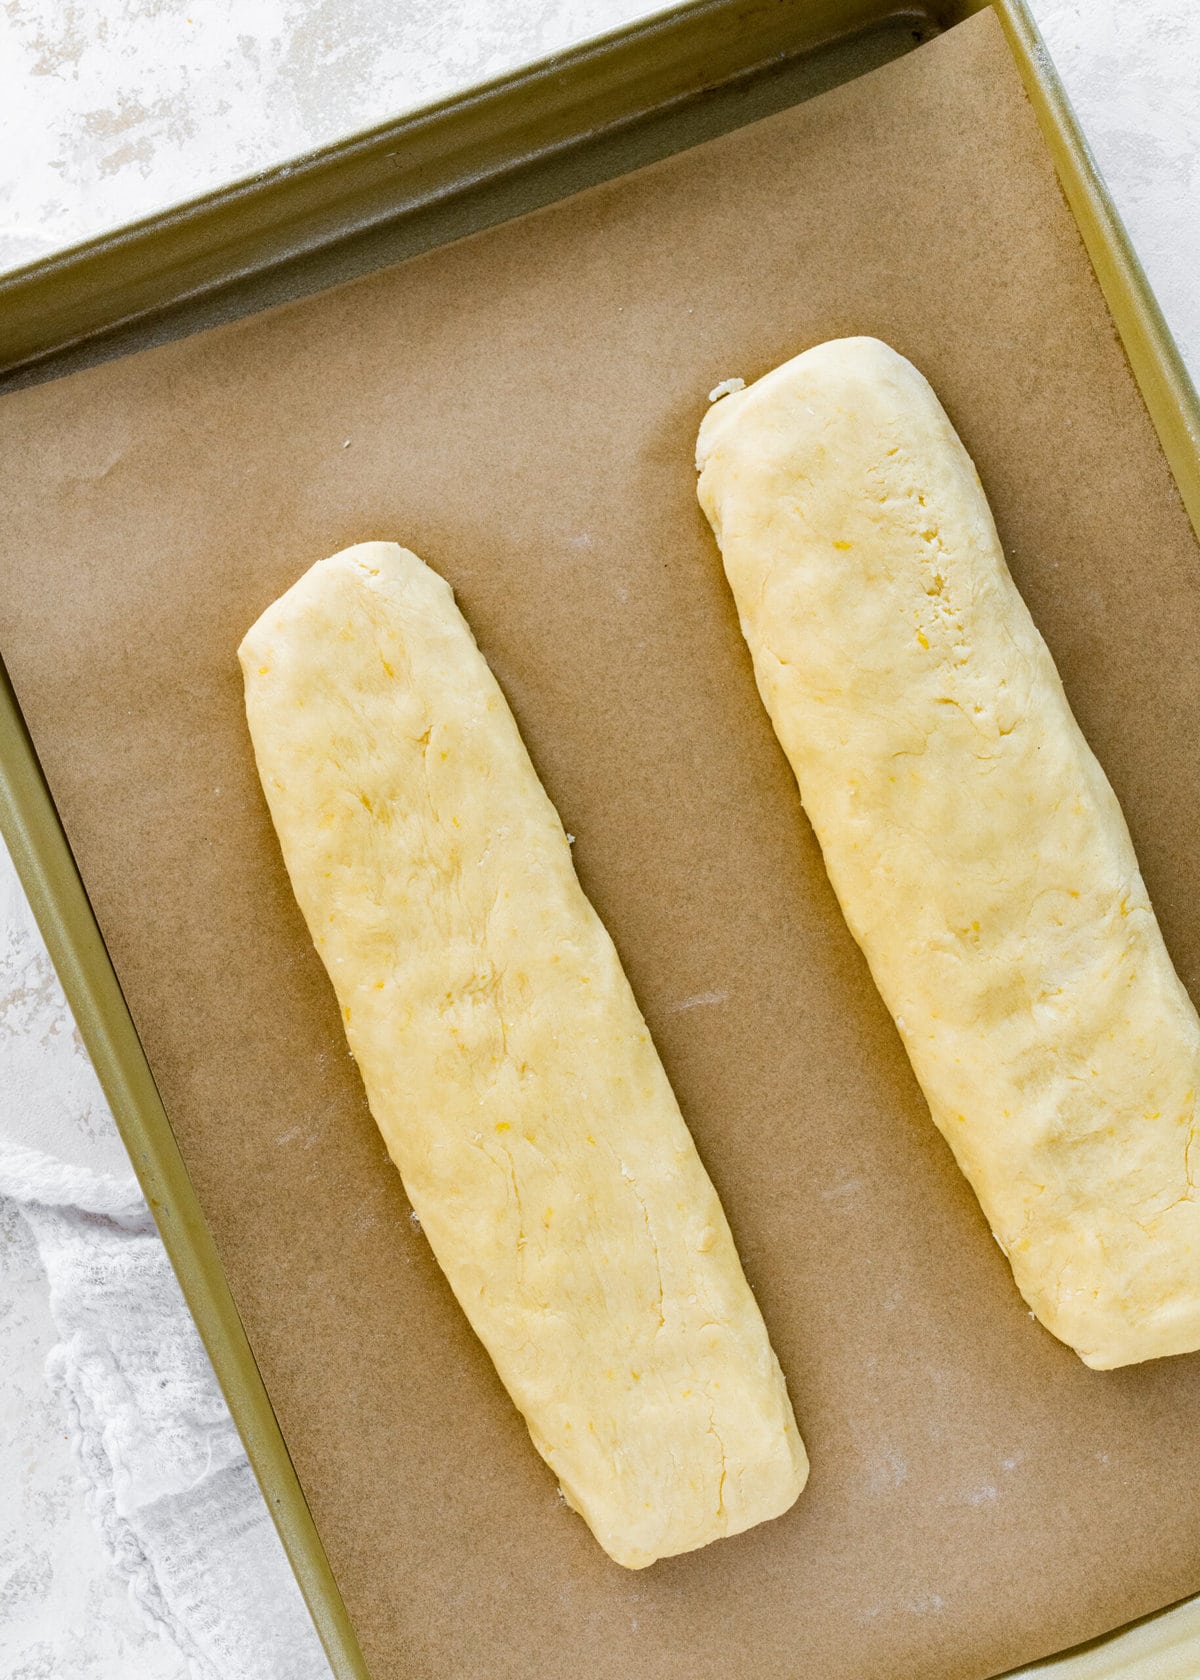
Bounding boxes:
1 4 1198 1676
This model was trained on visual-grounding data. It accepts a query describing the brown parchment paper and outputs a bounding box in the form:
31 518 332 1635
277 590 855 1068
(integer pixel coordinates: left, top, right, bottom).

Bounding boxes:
4 12 1200 1678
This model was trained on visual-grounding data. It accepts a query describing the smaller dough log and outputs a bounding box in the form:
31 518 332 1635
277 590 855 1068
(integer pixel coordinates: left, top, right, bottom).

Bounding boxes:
240 543 806 1566
697 337 1200 1370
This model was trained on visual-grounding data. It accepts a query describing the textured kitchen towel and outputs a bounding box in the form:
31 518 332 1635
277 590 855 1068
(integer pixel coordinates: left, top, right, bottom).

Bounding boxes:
0 860 329 1680
0 1137 330 1680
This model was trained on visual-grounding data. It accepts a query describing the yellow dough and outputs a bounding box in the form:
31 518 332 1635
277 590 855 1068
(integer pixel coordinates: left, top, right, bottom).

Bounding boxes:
239 543 806 1566
697 337 1200 1370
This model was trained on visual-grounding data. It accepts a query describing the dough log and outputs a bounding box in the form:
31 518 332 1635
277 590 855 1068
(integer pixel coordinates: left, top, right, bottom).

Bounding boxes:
697 337 1200 1370
239 543 806 1565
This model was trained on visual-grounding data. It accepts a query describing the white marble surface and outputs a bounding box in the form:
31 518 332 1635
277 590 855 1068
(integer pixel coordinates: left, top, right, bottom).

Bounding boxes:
1 1 1198 1675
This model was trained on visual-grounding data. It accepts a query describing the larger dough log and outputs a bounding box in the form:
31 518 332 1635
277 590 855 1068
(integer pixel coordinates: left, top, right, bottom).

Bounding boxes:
697 337 1200 1370
239 542 806 1566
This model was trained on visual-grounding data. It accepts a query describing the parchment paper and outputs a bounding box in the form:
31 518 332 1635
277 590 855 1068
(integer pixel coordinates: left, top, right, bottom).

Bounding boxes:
4 12 1200 1679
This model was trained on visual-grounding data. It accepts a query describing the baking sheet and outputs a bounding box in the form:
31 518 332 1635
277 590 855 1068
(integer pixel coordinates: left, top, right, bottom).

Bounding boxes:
3 10 1200 1678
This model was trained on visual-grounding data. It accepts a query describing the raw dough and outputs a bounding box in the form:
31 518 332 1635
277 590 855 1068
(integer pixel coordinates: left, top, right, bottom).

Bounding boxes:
696 337 1200 1370
239 542 806 1566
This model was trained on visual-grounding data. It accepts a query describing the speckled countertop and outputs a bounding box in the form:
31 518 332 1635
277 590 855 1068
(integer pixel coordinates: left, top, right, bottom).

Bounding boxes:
1 3 1198 1675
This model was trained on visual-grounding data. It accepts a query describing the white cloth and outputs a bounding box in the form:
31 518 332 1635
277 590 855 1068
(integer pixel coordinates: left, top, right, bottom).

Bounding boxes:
0 857 330 1680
